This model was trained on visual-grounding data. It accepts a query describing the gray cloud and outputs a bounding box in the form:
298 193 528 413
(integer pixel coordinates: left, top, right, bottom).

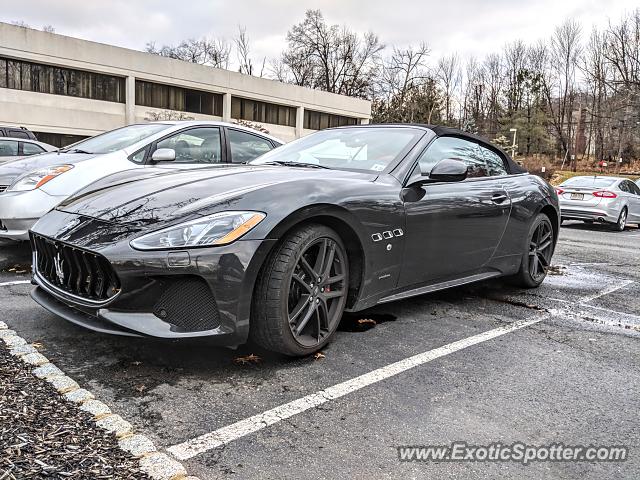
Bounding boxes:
1 0 637 66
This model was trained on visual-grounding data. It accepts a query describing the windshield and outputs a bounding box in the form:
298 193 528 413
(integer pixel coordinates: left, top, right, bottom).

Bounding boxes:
61 124 172 154
251 127 424 172
561 177 616 188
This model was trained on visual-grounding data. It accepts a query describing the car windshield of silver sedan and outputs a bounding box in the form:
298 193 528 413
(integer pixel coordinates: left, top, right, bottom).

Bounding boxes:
59 124 172 155
251 127 423 172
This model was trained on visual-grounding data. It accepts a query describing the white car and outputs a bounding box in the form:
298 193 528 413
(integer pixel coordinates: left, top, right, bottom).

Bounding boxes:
558 175 640 231
0 137 56 164
0 121 283 240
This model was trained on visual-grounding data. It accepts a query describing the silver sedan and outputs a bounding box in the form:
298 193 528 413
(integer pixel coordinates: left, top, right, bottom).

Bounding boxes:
0 121 283 241
558 175 640 231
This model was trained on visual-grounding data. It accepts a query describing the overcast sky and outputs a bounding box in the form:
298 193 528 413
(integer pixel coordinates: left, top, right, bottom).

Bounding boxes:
2 0 638 67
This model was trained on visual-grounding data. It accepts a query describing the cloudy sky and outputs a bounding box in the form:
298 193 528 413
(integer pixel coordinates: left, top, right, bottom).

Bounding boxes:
1 0 638 66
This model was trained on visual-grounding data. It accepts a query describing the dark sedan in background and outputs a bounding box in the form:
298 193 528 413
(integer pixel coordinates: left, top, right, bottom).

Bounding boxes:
28 125 559 356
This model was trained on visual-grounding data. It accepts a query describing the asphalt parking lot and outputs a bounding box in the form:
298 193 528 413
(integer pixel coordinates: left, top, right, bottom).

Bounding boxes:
1 223 639 479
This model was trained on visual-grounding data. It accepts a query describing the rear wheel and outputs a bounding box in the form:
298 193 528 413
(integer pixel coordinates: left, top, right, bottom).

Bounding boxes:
612 208 627 232
251 224 349 356
508 213 554 288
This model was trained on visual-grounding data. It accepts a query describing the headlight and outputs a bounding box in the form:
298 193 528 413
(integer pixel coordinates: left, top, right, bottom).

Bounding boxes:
130 211 266 250
8 165 74 192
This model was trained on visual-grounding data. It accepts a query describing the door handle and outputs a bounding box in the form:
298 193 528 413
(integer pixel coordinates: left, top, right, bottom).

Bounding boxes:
491 193 508 204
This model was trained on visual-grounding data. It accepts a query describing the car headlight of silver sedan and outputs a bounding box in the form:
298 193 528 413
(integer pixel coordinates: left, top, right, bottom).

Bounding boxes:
130 211 266 250
8 165 74 192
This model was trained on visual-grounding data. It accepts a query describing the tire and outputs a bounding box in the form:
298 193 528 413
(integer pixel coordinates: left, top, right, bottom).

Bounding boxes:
612 208 627 232
250 224 349 356
508 213 554 288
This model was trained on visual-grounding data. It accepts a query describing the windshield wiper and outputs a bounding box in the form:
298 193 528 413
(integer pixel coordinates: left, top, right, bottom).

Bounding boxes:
59 148 93 154
261 160 330 169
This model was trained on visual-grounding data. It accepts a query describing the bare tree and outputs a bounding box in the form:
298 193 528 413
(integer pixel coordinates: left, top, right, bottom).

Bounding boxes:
540 20 582 168
146 37 230 69
281 10 383 98
436 53 461 125
234 26 266 77
373 43 439 123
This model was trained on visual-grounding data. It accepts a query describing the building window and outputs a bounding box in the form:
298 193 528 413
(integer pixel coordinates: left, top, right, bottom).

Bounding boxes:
33 132 89 148
303 110 358 130
135 80 223 116
0 56 125 102
231 97 296 127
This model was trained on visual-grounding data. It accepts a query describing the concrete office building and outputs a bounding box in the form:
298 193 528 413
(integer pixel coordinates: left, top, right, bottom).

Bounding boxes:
0 22 371 146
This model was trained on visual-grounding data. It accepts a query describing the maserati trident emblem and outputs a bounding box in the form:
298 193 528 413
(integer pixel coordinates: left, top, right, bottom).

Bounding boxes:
53 252 65 284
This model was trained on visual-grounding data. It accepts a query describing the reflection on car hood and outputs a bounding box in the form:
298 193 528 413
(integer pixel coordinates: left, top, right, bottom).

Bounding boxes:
56 164 374 227
0 151 99 185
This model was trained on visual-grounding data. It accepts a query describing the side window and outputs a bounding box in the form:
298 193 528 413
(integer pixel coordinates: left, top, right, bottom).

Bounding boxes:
130 147 148 164
0 140 19 156
417 136 488 178
480 146 508 176
22 142 45 155
629 182 640 195
155 128 221 164
228 129 274 163
618 181 630 193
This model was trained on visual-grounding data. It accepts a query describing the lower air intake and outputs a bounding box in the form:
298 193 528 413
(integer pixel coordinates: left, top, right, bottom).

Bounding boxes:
153 278 221 332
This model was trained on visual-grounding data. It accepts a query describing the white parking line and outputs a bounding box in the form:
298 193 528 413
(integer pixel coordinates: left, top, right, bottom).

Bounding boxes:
168 316 545 461
0 280 31 287
580 280 633 304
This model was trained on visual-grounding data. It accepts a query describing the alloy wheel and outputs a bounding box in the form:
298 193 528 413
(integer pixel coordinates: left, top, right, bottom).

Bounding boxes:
287 237 347 347
528 219 553 281
617 209 627 231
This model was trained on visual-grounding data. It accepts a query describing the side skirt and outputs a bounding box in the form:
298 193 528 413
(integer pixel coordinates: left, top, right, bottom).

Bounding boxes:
377 271 502 304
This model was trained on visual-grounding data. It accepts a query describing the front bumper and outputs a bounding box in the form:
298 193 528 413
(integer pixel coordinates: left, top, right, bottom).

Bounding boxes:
30 211 277 346
0 189 67 240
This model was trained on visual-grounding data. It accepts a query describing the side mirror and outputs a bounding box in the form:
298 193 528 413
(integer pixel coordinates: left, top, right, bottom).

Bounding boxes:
151 148 176 162
426 158 468 183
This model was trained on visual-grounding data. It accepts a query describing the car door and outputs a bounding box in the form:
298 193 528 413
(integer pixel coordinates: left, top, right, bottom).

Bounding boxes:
144 127 226 166
624 180 640 221
399 136 511 287
226 128 276 164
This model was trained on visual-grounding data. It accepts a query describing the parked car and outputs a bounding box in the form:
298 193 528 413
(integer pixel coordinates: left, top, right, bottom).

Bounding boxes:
0 121 283 240
29 124 559 356
0 137 56 166
557 176 640 231
0 125 37 140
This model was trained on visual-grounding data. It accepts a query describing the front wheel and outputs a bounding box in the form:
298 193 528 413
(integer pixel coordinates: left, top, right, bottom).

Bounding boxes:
612 208 627 232
508 213 554 288
251 224 349 356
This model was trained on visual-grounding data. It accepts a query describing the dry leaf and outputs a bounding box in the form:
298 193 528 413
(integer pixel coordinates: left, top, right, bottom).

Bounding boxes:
313 352 326 360
357 318 377 326
234 353 261 365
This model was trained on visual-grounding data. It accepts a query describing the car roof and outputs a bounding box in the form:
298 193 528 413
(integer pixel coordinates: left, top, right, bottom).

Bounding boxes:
145 121 284 144
0 137 56 149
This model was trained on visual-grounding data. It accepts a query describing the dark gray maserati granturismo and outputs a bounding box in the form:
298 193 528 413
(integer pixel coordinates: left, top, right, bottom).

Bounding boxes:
29 124 559 356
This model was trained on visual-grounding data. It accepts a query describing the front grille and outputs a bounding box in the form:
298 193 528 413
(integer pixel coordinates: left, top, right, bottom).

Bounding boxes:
31 233 120 302
0 185 8 193
153 277 220 332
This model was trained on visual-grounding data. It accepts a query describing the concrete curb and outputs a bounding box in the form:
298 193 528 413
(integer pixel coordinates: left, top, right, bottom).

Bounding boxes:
0 321 198 480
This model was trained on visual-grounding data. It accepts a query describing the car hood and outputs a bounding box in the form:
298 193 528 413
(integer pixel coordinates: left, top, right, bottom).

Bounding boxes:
0 151 99 185
56 164 376 228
